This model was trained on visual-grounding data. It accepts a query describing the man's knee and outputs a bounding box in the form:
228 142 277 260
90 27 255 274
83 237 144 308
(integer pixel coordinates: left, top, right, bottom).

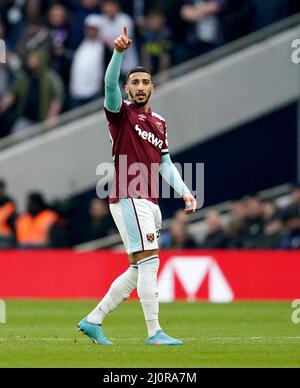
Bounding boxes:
129 249 159 265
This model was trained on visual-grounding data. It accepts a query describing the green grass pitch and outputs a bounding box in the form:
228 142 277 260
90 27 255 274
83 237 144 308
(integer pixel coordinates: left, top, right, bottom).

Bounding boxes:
0 300 299 368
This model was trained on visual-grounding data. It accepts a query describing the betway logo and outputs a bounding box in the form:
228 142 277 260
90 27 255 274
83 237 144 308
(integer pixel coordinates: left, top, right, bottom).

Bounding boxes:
135 125 163 149
158 256 234 303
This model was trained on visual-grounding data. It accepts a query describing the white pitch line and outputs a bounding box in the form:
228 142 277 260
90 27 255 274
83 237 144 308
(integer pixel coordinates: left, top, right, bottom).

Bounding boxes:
1 337 300 342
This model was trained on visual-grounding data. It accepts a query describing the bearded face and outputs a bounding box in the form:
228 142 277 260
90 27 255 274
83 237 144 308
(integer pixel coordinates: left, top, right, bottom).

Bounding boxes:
125 72 154 108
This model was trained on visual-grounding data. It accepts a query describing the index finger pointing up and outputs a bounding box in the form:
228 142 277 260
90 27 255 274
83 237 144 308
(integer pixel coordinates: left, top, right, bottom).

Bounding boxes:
123 26 128 38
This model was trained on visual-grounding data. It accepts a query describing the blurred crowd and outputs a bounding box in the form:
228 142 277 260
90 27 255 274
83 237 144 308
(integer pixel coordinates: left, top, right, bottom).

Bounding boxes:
160 187 300 250
0 178 117 248
0 0 299 138
1 177 300 250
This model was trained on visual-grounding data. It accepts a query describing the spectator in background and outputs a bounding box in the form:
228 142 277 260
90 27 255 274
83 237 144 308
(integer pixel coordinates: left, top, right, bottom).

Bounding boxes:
0 21 21 138
95 0 138 77
118 0 156 49
0 180 17 249
276 186 300 249
0 50 64 133
118 0 153 24
48 198 74 248
242 196 265 249
263 202 279 223
230 200 248 225
289 0 300 15
15 192 59 249
221 0 255 42
201 210 228 248
173 209 190 225
263 217 284 249
141 10 172 75
259 201 283 248
155 0 191 66
224 218 245 248
279 213 300 249
48 3 73 89
85 198 115 242
23 0 52 16
23 0 43 19
252 0 290 30
62 0 100 50
160 217 197 249
0 24 8 92
16 17 51 63
180 0 225 60
69 15 104 109
278 185 300 221
0 0 24 49
18 0 46 34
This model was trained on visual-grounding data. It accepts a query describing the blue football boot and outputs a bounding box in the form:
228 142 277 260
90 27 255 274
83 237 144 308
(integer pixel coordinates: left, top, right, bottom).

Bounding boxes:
77 318 113 345
145 330 183 346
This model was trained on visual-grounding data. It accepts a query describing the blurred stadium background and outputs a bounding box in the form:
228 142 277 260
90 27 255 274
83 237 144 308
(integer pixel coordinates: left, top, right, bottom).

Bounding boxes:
0 0 300 367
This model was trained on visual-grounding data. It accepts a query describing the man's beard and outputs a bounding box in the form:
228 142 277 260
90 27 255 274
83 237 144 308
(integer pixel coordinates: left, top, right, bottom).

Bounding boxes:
129 90 151 107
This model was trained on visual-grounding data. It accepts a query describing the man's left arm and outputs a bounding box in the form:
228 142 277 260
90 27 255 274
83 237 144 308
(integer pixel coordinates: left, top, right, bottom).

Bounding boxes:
160 153 197 214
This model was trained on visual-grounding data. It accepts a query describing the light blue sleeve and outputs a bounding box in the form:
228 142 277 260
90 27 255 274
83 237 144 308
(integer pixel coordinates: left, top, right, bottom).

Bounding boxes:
160 154 191 197
104 50 124 113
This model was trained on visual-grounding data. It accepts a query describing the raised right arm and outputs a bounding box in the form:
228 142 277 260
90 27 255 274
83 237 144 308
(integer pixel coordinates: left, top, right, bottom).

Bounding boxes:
104 50 124 113
104 27 132 113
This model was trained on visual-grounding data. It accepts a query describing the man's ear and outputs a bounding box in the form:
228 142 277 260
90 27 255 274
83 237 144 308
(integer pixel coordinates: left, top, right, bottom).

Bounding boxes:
124 84 129 95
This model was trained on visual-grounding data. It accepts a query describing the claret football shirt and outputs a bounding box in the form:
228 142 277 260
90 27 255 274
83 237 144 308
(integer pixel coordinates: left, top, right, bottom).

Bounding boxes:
104 100 169 204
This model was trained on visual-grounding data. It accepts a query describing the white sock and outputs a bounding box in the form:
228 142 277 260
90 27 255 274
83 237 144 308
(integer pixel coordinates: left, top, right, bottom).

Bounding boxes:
87 265 138 325
137 255 161 337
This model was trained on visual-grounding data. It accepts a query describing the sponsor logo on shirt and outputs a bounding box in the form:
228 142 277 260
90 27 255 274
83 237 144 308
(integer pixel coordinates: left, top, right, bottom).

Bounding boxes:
135 124 163 149
138 114 147 121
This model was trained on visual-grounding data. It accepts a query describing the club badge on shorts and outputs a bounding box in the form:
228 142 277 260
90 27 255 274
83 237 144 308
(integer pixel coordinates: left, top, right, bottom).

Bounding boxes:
146 233 155 243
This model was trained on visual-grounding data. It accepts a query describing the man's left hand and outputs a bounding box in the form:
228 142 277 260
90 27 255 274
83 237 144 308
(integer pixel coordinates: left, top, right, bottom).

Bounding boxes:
183 193 197 214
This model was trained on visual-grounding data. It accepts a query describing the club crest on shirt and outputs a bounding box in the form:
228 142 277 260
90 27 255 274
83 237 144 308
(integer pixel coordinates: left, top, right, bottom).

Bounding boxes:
138 114 147 122
156 122 164 134
146 233 155 243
